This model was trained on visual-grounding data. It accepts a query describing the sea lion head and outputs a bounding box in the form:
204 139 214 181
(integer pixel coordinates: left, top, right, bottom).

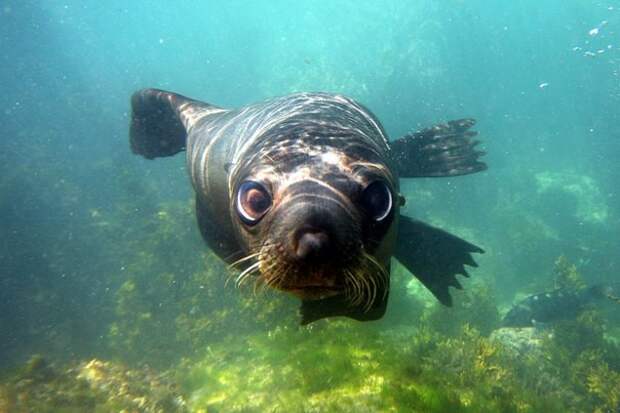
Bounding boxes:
227 95 400 309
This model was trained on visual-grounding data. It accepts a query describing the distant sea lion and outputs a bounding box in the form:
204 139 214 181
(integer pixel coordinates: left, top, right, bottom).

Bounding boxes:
130 89 486 324
502 283 620 327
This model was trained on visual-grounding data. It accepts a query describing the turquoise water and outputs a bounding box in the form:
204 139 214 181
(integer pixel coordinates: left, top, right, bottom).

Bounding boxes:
1 1 620 411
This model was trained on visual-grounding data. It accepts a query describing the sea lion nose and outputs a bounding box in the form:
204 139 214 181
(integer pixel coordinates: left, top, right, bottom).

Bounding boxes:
294 228 330 260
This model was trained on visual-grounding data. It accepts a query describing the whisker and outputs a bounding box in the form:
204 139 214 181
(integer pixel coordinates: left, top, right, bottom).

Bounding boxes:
353 268 366 306
270 265 290 290
252 276 266 296
225 252 261 289
364 252 390 301
265 270 283 289
236 262 260 288
365 271 378 312
224 272 234 289
222 249 244 263
354 268 370 309
227 252 260 270
344 269 356 303
344 270 354 300
351 270 364 306
259 262 280 288
361 269 374 311
238 267 260 288
251 260 280 296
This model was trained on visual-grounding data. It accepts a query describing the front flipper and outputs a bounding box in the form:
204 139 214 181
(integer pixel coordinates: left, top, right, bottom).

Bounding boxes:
130 88 221 159
299 290 389 325
395 215 483 306
390 119 486 177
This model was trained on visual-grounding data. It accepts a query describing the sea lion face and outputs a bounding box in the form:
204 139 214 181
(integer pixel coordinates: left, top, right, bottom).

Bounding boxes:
228 122 398 309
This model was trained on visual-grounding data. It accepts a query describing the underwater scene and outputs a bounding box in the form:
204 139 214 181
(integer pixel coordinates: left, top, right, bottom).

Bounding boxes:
2 1 620 412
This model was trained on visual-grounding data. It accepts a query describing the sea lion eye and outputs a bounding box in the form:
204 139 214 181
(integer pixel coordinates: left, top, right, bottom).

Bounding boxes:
236 181 272 225
361 181 393 222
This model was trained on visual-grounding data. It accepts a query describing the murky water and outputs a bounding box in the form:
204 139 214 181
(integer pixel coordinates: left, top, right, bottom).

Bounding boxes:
1 1 619 412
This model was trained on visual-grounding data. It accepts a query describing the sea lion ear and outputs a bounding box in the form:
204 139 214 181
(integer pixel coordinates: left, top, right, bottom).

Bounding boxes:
389 119 487 177
130 88 221 159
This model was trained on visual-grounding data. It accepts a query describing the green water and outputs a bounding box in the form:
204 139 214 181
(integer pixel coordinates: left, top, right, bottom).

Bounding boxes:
1 1 619 412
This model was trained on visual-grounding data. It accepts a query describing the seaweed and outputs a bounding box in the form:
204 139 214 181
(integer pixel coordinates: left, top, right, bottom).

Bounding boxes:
0 355 187 413
3 256 620 413
553 255 586 291
420 281 501 337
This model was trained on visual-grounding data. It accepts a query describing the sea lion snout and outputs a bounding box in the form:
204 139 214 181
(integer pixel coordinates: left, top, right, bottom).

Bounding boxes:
293 227 330 260
254 195 361 298
278 200 358 261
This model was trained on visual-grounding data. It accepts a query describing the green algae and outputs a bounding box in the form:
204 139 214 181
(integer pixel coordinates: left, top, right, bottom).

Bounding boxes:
3 211 620 413
0 356 187 413
177 321 572 413
105 199 299 367
179 323 471 413
420 282 501 337
553 255 586 291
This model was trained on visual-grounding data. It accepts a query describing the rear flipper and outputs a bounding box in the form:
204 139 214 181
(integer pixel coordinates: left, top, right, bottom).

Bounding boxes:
390 119 486 177
130 88 219 159
395 215 483 306
299 289 389 325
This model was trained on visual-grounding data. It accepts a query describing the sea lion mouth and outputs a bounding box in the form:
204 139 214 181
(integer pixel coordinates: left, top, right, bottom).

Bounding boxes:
282 285 344 300
267 254 389 309
252 240 389 308
227 241 389 310
258 248 348 299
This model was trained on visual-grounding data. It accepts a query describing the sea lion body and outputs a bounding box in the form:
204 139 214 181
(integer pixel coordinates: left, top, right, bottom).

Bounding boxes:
130 88 487 323
502 283 620 327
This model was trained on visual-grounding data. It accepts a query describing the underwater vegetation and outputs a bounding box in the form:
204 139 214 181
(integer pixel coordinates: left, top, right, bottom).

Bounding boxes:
3 225 619 413
0 355 187 413
553 255 586 291
105 199 299 367
483 167 616 302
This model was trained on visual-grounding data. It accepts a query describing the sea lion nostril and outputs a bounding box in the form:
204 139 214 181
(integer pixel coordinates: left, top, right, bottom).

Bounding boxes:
295 230 330 259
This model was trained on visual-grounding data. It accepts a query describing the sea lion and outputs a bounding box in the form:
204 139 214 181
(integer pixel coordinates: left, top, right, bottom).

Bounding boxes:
129 89 486 324
502 283 620 327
